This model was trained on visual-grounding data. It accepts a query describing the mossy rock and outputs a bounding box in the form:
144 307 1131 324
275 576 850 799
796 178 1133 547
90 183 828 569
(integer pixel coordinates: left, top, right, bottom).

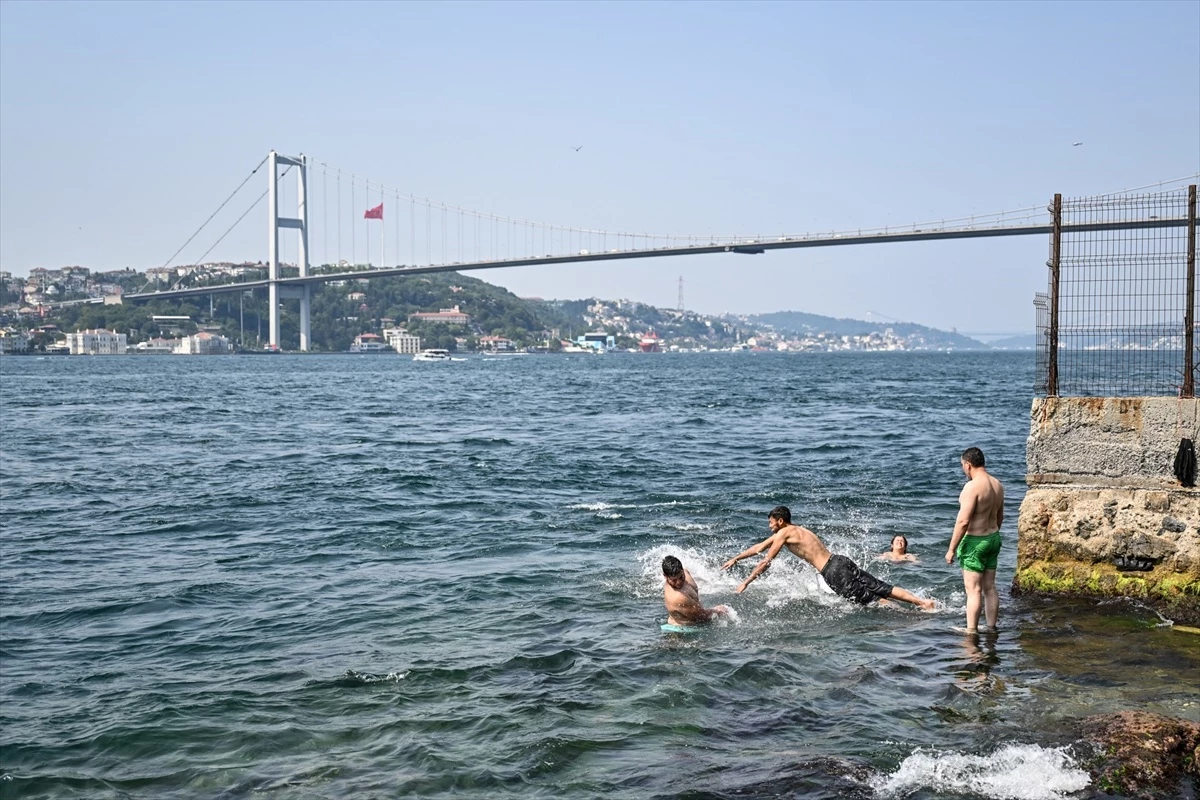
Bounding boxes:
1079 711 1200 798
1014 562 1200 624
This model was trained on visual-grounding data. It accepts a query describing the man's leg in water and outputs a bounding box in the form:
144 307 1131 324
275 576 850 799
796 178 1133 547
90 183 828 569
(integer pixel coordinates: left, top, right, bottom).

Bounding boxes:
887 586 936 611
962 569 984 631
981 569 999 630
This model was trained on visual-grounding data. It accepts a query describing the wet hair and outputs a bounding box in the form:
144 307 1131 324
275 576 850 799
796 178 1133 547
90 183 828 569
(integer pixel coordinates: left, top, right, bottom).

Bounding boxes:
769 506 792 524
662 555 683 577
961 447 985 468
891 535 909 552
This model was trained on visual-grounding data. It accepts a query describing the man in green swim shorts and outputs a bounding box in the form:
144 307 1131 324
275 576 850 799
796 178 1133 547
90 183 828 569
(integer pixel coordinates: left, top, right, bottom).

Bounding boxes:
946 447 1005 633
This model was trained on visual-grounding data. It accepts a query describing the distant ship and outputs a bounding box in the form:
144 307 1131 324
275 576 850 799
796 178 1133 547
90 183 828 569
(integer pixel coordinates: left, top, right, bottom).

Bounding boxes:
638 331 662 353
413 349 465 362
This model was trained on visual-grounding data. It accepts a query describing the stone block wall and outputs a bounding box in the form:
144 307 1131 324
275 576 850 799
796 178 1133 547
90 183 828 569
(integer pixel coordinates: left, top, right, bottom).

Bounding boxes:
1015 397 1200 623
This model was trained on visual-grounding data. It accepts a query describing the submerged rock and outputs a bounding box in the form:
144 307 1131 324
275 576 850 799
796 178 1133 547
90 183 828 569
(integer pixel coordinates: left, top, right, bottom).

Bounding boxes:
1079 710 1200 798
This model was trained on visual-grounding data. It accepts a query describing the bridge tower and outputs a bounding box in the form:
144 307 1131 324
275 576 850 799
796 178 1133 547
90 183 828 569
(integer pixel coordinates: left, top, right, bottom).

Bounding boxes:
267 150 311 351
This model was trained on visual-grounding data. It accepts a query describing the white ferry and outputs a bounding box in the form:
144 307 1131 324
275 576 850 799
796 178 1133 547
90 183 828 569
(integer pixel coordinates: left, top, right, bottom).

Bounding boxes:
413 349 452 362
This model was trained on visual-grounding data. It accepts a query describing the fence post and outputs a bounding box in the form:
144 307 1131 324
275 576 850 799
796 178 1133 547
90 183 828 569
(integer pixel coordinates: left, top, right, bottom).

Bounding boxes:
1048 193 1062 397
1184 184 1197 398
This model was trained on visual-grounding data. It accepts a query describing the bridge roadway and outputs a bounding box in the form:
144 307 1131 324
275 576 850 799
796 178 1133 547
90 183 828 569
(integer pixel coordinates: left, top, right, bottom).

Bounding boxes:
120 216 1189 304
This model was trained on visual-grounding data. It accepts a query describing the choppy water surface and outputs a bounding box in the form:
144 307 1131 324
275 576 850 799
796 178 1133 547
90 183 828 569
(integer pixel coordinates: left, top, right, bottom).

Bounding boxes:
1 352 1197 800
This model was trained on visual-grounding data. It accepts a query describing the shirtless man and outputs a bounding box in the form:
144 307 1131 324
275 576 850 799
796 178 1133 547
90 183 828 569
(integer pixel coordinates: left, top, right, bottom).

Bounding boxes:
878 534 918 563
945 447 1005 633
662 555 729 626
721 506 935 610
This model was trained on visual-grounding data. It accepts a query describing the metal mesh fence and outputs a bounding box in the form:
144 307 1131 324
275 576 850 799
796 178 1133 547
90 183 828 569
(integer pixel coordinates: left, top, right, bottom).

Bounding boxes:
1035 185 1197 397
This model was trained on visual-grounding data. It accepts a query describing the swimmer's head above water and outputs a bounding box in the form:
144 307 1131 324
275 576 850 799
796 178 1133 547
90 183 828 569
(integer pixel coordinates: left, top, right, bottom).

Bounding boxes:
662 555 686 590
891 535 909 554
768 505 791 526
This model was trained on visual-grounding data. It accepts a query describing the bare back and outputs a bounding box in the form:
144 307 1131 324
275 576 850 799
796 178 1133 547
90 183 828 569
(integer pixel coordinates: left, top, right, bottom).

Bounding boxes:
779 524 832 572
961 470 1004 534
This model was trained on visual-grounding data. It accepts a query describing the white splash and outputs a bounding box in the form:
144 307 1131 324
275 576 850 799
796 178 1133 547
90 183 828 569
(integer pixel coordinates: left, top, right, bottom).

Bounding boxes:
636 543 841 611
638 544 743 598
872 743 1090 800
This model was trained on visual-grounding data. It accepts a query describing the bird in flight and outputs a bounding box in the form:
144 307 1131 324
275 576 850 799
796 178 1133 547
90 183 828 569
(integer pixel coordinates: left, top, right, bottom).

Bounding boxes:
573 145 583 152
1072 141 1084 146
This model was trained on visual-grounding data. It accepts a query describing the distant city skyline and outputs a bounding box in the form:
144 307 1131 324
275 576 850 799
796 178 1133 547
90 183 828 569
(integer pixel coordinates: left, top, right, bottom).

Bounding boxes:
1 0 1197 333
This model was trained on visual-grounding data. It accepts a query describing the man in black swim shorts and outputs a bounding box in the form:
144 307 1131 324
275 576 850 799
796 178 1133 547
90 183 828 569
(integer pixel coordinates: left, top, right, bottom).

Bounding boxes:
721 506 936 610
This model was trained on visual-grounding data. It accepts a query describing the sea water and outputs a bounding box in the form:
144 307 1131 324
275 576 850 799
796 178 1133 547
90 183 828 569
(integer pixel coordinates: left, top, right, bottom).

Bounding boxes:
1 352 1197 799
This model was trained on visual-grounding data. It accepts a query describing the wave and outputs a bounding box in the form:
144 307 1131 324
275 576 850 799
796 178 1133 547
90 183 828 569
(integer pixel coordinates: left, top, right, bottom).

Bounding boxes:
871 743 1090 800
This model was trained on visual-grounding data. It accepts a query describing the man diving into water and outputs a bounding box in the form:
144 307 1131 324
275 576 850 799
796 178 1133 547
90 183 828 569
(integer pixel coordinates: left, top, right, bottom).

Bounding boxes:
662 555 730 626
721 506 936 610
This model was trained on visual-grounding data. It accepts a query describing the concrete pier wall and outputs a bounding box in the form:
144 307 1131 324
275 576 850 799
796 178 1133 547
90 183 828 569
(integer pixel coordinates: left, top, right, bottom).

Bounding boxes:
1015 397 1200 623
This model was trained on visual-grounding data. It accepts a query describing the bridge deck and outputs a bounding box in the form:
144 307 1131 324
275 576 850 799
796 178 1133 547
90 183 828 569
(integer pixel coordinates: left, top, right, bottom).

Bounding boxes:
122 217 1190 302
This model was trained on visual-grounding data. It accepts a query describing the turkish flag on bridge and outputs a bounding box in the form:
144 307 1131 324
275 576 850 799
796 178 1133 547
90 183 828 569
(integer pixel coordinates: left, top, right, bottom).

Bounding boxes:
364 203 384 220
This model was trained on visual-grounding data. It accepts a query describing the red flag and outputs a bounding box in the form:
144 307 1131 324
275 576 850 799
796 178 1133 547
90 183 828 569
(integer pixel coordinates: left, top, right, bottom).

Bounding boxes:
364 203 383 220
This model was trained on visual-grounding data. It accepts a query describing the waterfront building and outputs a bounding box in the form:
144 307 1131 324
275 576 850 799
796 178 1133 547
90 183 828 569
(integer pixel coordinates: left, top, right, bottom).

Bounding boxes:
349 333 391 353
65 329 127 355
0 329 30 354
477 335 515 352
176 332 232 355
578 331 615 351
383 328 422 354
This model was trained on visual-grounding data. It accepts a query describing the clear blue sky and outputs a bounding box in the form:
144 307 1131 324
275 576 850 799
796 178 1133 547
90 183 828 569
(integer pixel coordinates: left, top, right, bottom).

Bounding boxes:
1 0 1197 333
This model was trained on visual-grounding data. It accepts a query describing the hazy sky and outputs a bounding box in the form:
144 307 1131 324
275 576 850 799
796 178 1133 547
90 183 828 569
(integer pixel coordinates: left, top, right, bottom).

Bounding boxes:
1 0 1197 333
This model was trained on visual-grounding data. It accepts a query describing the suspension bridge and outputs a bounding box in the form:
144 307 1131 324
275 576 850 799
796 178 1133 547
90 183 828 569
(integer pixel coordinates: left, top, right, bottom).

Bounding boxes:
115 150 1196 351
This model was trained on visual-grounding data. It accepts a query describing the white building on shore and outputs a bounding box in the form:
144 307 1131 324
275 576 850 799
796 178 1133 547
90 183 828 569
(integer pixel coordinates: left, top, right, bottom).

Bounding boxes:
66 329 127 355
177 332 232 355
0 330 30 354
384 327 422 354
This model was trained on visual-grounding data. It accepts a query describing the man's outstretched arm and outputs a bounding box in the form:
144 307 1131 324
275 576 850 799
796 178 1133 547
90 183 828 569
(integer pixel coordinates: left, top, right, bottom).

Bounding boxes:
735 537 786 593
721 536 774 571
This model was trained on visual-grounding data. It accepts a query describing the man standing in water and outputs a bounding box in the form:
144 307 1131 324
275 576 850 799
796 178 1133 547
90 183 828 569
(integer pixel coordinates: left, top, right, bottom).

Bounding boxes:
662 555 730 626
946 447 1004 633
721 507 935 610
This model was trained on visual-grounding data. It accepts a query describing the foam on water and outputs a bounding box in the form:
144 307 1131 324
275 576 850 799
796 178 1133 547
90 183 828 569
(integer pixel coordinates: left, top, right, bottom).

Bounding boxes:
567 501 636 512
871 743 1090 800
651 521 715 532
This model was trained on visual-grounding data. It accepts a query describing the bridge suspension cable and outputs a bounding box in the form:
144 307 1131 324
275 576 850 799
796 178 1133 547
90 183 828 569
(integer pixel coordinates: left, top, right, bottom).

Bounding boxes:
160 155 268 271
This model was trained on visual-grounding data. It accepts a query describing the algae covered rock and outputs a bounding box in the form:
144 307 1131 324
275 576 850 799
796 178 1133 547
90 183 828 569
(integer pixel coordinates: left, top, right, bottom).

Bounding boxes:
1079 710 1200 797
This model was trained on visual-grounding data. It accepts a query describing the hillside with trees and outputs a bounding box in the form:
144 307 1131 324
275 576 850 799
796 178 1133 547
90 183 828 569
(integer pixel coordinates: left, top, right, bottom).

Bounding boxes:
7 267 1003 353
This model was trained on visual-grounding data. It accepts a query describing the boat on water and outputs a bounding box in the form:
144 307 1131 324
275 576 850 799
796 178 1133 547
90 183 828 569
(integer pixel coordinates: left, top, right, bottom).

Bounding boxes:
413 349 466 362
